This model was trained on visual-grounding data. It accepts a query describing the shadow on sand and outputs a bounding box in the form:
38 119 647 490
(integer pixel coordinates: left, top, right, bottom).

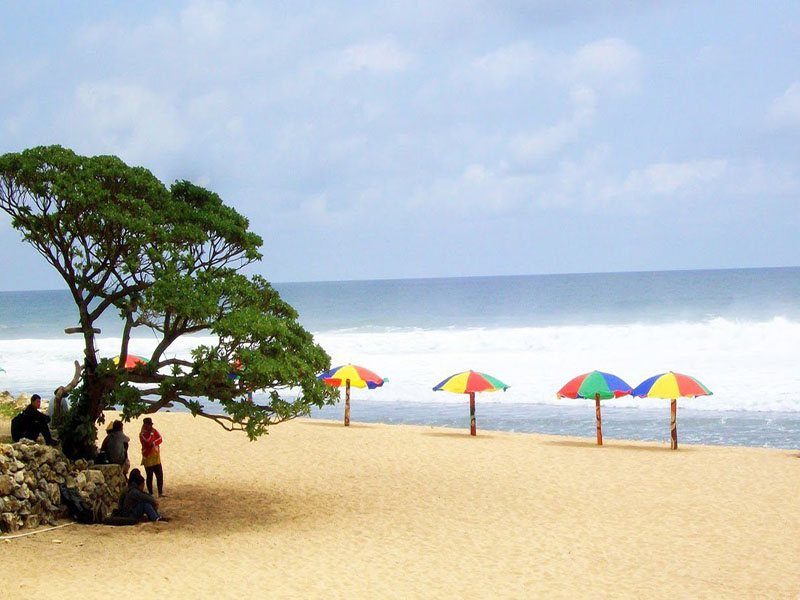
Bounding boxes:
542 438 696 452
421 431 497 439
298 420 373 429
151 483 333 534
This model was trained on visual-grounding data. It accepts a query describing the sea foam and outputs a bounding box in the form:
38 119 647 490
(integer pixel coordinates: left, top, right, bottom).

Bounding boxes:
2 317 798 414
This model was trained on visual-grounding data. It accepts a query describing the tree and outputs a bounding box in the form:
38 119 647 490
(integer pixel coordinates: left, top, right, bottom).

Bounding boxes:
0 145 336 458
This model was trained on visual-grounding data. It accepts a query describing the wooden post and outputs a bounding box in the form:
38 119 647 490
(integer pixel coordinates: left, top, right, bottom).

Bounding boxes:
595 393 603 446
469 392 476 436
670 399 678 450
344 379 351 426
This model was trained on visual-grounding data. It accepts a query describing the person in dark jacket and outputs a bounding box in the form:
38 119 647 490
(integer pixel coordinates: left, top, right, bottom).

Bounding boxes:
11 394 57 445
118 469 168 522
101 420 130 475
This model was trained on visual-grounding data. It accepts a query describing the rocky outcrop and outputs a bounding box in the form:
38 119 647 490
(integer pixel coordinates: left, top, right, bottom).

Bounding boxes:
0 391 34 411
0 440 126 533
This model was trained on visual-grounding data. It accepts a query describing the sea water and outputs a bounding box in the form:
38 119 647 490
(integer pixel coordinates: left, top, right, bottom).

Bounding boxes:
1 267 800 449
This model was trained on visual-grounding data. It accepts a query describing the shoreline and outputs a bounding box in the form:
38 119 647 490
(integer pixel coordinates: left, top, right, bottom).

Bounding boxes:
2 412 799 598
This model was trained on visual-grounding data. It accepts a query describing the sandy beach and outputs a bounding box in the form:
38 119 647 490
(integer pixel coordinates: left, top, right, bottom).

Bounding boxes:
1 412 799 599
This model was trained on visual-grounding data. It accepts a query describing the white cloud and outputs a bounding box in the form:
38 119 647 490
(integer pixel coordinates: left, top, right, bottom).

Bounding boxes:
179 0 228 41
333 41 412 75
767 82 800 130
467 42 544 87
568 37 642 94
72 81 187 162
618 160 728 197
509 86 597 165
464 36 641 95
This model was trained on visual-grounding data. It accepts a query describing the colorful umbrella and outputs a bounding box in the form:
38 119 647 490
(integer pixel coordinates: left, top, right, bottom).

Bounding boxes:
557 370 632 445
632 371 712 449
112 354 149 369
432 370 509 436
318 364 385 426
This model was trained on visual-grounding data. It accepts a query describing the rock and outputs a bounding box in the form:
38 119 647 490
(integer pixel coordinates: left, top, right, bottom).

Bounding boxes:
13 484 30 500
46 483 59 506
1 496 21 512
85 470 105 485
22 514 40 529
0 441 125 534
1 512 20 533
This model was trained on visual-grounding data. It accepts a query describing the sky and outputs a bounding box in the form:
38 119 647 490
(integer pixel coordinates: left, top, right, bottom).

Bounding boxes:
1 1 799 291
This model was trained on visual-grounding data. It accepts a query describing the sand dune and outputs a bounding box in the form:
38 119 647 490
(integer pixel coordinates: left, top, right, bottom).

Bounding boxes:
2 412 799 599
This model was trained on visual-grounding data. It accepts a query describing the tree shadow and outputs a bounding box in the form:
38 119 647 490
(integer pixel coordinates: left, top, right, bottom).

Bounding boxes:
147 483 333 534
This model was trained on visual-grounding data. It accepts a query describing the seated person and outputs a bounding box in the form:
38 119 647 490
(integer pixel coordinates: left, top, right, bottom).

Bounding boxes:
118 469 168 522
11 394 58 446
100 420 130 476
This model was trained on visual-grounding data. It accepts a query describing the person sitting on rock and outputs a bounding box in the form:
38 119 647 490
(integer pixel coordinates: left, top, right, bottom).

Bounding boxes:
11 394 58 446
118 469 168 523
100 420 130 476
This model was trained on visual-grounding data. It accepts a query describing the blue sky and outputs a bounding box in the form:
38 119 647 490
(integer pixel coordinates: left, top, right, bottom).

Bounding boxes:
1 1 799 290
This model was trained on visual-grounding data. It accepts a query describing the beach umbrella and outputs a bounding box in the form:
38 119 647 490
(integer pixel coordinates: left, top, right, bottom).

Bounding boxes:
433 370 509 436
112 354 149 369
557 370 632 446
632 372 712 449
318 364 385 426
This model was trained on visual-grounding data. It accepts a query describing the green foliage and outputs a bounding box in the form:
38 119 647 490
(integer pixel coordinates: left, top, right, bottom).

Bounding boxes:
0 145 337 455
0 404 18 419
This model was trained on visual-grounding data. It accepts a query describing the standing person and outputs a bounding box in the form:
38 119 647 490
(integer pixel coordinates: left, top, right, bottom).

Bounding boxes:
100 420 130 476
11 394 58 446
139 417 164 496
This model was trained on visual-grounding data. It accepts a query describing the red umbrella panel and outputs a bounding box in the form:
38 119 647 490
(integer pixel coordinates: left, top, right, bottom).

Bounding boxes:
557 371 632 445
112 354 149 369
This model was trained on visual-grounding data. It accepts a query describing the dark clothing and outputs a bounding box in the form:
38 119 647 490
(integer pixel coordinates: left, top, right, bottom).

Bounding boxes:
145 464 164 496
11 405 54 444
118 483 158 519
101 431 130 465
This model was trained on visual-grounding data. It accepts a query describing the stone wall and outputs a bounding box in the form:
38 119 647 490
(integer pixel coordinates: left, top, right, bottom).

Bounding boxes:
0 440 126 533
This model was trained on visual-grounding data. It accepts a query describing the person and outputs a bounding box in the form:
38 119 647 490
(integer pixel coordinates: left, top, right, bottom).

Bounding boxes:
45 395 70 419
139 417 164 497
11 394 58 446
118 468 168 522
100 420 130 476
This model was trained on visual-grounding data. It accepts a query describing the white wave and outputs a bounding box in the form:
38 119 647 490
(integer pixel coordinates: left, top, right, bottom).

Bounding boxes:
1 318 799 413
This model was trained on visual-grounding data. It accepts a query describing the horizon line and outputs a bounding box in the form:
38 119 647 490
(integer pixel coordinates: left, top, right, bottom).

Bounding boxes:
1 263 799 293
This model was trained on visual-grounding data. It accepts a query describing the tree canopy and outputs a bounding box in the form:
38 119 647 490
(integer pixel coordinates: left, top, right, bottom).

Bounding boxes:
0 145 336 457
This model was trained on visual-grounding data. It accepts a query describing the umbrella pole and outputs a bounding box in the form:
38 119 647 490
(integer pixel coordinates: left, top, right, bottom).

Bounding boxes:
344 379 351 426
671 399 677 449
469 392 476 436
595 393 603 446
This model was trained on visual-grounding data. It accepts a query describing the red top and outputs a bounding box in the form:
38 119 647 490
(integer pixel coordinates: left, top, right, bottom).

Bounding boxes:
139 428 162 458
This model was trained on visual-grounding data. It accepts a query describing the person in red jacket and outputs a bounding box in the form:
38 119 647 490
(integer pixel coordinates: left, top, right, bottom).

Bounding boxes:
139 417 164 496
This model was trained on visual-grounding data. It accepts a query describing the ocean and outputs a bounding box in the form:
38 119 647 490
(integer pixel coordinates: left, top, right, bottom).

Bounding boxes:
1 267 800 449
